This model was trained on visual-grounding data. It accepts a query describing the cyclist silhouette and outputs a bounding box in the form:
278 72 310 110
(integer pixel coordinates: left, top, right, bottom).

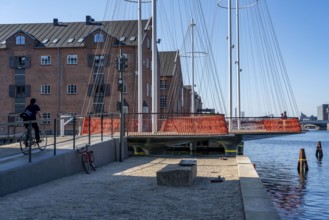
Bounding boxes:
22 98 42 142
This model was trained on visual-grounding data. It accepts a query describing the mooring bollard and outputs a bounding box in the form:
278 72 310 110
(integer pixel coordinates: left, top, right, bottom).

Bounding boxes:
297 148 308 174
316 141 323 161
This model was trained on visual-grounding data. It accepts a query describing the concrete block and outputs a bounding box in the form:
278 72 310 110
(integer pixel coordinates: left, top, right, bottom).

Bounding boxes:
157 164 197 186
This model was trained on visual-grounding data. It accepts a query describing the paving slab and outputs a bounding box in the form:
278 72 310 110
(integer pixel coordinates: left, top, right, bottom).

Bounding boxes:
0 156 245 220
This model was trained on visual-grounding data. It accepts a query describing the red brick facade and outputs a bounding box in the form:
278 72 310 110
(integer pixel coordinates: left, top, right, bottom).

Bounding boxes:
0 19 200 133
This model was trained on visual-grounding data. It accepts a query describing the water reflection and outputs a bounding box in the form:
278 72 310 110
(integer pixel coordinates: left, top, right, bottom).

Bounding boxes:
259 166 305 216
245 131 329 219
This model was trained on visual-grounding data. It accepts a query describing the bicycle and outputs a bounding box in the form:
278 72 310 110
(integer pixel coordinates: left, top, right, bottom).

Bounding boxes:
77 144 96 174
19 130 47 155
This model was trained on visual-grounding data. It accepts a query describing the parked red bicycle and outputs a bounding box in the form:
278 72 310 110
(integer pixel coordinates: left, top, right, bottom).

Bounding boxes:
77 144 96 174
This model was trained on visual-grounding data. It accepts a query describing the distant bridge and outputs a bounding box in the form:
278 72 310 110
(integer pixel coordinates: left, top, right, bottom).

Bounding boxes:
299 120 328 130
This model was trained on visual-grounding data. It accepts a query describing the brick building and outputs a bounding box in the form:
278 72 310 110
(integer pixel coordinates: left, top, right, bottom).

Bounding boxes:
159 50 202 115
0 17 201 132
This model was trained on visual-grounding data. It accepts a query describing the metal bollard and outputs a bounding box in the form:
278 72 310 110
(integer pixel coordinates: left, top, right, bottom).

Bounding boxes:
297 148 308 174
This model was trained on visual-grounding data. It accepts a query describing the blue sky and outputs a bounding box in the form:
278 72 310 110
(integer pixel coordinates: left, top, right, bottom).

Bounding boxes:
0 0 327 116
266 0 329 116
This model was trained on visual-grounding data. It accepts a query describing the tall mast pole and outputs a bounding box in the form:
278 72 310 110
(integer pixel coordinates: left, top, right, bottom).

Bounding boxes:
138 0 143 132
191 19 196 114
236 0 241 129
228 0 232 131
151 0 158 134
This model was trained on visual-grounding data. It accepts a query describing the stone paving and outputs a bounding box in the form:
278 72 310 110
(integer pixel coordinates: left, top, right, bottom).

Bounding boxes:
0 156 245 220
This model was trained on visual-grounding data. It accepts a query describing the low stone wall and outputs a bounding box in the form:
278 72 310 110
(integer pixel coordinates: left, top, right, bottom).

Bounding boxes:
0 138 128 197
237 156 280 220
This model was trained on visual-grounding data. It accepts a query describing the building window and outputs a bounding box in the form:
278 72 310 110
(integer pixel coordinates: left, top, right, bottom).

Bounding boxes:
67 55 78 64
146 58 150 69
16 86 25 97
67 85 77 94
41 85 51 94
143 106 149 113
123 84 127 93
16 115 23 122
41 56 51 65
16 36 25 45
160 95 167 109
147 38 151 49
123 106 129 113
42 112 51 124
19 56 26 66
160 80 167 89
94 33 104 43
94 55 105 66
147 83 150 97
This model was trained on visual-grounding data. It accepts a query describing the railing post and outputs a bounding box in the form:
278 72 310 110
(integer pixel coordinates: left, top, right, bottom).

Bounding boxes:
73 116 76 149
53 118 57 155
111 113 114 138
88 114 91 145
28 121 32 163
101 114 103 141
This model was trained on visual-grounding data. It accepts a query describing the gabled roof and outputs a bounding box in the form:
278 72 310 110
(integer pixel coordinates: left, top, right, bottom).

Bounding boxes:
0 19 149 49
14 29 38 41
159 50 180 77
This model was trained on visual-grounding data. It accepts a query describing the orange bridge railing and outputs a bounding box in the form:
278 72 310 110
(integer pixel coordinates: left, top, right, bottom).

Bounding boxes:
80 114 301 136
81 113 228 136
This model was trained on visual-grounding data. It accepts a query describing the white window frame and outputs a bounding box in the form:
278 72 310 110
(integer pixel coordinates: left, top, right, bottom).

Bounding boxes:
146 58 150 69
123 84 127 93
67 55 78 65
160 95 167 109
42 112 51 124
143 106 149 113
94 33 104 43
147 83 150 97
123 106 129 113
16 36 25 45
160 80 167 89
41 85 51 94
94 55 105 66
41 55 51 65
67 84 77 94
147 38 150 49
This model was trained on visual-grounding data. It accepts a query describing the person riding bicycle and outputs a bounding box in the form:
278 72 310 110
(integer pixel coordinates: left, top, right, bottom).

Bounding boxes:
22 98 42 143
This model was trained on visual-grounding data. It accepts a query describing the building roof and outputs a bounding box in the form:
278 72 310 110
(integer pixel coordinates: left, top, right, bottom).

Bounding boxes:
0 19 150 49
159 51 179 77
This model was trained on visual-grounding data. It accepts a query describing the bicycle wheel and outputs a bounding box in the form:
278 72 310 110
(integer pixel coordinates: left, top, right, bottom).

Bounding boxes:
89 151 96 171
81 153 93 174
37 131 47 151
19 132 30 155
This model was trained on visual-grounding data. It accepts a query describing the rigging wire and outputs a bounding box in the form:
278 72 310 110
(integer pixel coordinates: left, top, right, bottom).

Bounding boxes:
79 0 300 118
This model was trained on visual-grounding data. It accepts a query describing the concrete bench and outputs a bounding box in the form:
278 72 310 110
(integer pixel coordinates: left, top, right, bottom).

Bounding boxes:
156 160 197 186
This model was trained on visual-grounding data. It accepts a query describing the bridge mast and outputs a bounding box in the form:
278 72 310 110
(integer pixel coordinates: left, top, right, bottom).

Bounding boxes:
138 0 143 132
152 0 158 134
228 0 233 131
191 19 196 113
236 0 241 129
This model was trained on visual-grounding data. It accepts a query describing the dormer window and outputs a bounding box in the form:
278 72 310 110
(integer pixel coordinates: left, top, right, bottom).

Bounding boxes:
94 33 104 43
130 36 136 42
16 36 25 45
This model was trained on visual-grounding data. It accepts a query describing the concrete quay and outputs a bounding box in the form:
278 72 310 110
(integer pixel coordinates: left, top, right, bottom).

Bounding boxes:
0 155 280 220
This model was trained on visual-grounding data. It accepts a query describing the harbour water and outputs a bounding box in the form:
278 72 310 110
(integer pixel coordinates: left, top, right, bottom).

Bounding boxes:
245 131 329 220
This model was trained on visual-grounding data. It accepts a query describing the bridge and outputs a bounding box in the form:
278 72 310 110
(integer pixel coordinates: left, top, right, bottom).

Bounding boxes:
80 113 302 155
0 113 302 157
299 120 328 130
0 113 301 196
